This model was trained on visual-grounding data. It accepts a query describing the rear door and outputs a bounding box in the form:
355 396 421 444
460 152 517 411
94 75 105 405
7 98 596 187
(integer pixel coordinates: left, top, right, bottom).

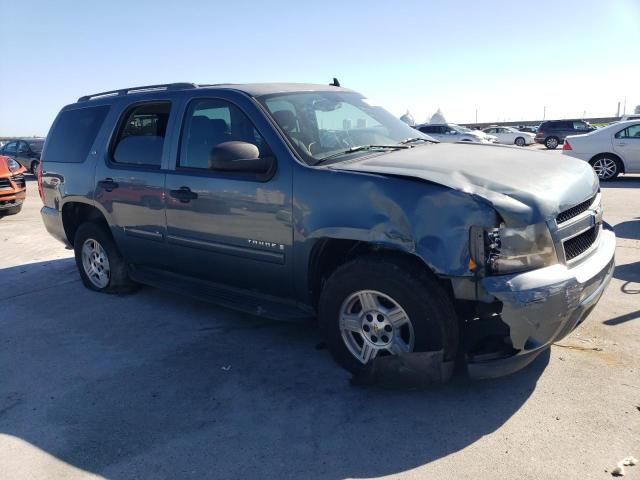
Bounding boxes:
496 128 512 144
163 92 294 297
16 141 35 172
94 100 175 267
613 123 640 172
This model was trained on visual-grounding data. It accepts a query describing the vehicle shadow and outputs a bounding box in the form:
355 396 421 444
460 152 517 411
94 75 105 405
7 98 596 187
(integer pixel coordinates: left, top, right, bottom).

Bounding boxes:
613 218 640 241
612 261 640 295
0 258 548 479
600 175 640 189
603 310 639 326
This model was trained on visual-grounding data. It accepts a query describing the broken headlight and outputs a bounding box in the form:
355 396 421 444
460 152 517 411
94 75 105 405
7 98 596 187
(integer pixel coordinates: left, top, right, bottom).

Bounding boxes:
470 223 558 275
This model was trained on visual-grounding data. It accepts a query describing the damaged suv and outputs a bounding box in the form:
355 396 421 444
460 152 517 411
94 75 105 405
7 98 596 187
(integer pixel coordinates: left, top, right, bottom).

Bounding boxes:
39 82 615 380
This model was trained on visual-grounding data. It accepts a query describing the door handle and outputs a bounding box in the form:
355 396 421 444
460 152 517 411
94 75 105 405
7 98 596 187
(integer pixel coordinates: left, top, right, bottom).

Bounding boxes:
97 178 119 192
616 142 627 146
169 186 198 203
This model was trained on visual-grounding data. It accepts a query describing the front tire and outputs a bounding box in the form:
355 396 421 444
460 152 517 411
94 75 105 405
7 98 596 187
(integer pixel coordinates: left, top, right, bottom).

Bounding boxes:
590 155 621 181
514 137 526 147
544 136 559 149
30 160 39 175
73 222 136 293
318 255 459 377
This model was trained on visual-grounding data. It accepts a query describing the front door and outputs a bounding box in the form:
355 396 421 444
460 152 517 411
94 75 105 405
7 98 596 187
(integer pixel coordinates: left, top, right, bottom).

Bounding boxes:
2 141 18 160
613 123 640 172
164 94 293 298
94 100 173 267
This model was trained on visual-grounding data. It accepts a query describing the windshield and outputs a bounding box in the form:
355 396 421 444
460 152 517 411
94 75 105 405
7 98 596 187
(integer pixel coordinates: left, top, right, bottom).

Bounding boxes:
453 124 472 133
258 91 434 165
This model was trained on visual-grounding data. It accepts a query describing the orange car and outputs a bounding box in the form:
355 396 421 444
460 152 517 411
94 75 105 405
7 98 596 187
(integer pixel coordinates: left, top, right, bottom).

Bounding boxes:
0 155 26 215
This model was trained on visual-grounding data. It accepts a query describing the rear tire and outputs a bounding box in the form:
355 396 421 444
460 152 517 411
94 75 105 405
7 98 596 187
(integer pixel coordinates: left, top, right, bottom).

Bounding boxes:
590 155 621 181
544 136 559 149
514 137 526 147
318 254 459 377
73 222 137 294
1 204 22 216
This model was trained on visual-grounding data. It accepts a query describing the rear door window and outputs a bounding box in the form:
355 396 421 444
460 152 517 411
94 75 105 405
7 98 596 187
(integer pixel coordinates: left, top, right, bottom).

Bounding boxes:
44 106 110 163
615 125 640 139
112 102 170 168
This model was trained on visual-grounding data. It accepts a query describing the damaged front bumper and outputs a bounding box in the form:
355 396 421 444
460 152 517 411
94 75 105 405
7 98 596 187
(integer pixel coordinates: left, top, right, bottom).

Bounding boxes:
468 227 616 379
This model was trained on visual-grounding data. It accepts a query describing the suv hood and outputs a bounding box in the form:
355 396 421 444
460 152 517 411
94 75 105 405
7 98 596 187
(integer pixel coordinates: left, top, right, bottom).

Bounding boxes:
329 143 599 226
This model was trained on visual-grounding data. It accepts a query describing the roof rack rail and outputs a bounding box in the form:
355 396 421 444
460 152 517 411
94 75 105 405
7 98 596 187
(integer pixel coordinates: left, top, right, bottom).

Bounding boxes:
77 83 197 102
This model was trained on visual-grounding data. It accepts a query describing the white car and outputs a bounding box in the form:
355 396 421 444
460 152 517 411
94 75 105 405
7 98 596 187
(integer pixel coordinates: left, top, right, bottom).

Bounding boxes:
482 126 535 146
415 123 497 144
562 120 640 180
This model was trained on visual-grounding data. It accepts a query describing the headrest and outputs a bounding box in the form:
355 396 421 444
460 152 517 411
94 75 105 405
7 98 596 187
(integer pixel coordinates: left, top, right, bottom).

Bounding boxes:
272 110 298 132
210 118 229 134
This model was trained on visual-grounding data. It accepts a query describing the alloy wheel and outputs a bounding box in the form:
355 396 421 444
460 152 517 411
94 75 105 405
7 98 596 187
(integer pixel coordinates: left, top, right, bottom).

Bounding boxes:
81 238 111 288
545 137 558 149
339 290 415 364
592 157 618 180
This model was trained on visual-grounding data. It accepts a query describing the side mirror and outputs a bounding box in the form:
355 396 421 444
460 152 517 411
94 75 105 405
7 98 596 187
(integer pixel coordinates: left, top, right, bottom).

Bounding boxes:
209 141 274 174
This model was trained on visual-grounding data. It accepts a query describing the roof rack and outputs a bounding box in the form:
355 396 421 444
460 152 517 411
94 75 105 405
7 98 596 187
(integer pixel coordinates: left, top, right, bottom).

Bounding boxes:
77 83 197 102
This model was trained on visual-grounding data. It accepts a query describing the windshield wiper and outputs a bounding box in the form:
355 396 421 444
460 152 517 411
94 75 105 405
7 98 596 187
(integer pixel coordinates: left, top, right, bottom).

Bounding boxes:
399 137 437 145
314 144 409 165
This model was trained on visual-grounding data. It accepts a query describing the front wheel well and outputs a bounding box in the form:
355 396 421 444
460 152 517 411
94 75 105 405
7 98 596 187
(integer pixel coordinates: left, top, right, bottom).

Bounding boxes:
61 202 109 245
589 152 625 173
308 239 452 306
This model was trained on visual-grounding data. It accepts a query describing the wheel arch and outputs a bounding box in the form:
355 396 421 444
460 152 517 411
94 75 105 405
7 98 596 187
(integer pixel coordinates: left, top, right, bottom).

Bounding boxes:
589 152 625 173
307 238 452 307
61 201 109 245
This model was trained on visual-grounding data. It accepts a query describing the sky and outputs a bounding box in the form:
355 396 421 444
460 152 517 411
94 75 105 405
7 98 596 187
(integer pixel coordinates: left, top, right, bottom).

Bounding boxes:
1 0 639 136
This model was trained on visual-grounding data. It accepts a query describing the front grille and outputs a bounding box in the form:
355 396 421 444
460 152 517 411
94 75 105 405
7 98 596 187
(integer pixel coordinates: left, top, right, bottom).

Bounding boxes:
564 226 598 261
10 174 25 189
0 178 11 189
556 195 596 224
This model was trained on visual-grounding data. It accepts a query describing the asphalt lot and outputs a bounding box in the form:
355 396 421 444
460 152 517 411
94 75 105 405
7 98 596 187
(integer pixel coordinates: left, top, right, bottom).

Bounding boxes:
1 152 639 480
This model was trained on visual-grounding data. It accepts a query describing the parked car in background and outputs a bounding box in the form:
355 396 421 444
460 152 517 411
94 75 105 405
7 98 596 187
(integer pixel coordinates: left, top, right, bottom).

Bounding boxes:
415 123 497 143
535 120 595 149
39 82 615 381
0 155 27 215
482 126 534 146
0 138 45 174
620 114 640 122
562 120 640 180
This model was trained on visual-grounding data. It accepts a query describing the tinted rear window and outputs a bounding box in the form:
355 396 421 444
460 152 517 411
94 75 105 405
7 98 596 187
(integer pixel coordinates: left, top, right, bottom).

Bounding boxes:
112 102 170 168
44 106 110 163
28 141 44 153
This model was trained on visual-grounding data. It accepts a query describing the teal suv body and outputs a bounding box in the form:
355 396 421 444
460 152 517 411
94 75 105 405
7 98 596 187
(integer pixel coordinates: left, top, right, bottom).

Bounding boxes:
39 82 615 380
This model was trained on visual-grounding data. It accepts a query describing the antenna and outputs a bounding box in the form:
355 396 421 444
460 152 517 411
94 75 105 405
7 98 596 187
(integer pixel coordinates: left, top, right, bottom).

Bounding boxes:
330 77 341 87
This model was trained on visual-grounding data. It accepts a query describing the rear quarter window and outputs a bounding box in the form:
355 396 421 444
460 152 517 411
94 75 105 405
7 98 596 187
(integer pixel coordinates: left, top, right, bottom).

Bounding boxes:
44 105 110 163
